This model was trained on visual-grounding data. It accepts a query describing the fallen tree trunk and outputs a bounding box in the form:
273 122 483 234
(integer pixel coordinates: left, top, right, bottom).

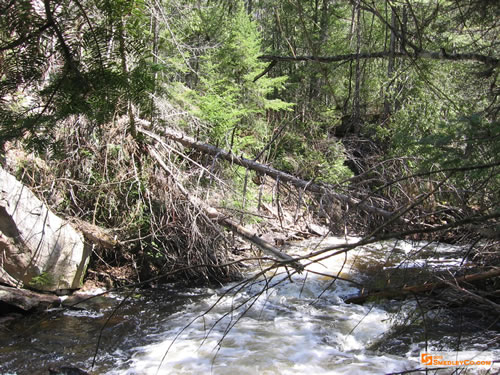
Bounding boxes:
345 267 500 304
71 218 119 250
147 147 303 271
0 285 89 311
137 124 397 220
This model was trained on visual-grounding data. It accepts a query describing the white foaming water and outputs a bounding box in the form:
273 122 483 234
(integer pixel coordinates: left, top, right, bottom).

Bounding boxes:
107 237 420 374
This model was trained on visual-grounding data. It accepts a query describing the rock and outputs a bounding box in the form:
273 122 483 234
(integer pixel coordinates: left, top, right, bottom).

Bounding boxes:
307 223 330 236
0 166 90 292
48 366 90 375
0 312 24 324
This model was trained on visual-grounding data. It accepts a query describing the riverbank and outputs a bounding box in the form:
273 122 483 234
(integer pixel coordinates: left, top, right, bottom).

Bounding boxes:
1 166 498 321
1 236 498 374
1 129 498 372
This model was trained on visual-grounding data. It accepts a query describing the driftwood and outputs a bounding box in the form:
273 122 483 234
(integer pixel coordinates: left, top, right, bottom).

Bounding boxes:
137 125 397 220
0 285 89 311
147 147 303 271
345 267 500 304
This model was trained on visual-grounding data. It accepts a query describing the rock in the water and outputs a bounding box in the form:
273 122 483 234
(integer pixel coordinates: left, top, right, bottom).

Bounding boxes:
0 166 90 291
48 367 90 375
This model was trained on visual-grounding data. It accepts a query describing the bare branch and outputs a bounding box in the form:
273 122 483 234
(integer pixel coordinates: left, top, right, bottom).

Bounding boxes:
137 123 398 220
258 50 499 66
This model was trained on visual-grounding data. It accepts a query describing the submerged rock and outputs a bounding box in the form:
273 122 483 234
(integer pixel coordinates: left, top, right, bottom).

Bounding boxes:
48 367 90 375
0 166 90 292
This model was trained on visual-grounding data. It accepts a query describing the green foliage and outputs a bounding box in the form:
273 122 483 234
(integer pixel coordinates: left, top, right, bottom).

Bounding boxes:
220 165 265 224
29 272 54 289
172 1 292 154
0 0 157 147
416 115 500 189
1 0 499 225
274 134 353 185
383 56 499 173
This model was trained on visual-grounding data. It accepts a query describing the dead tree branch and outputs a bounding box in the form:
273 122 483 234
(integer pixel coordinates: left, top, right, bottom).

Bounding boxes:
137 123 398 221
146 145 303 271
258 51 499 66
345 267 500 304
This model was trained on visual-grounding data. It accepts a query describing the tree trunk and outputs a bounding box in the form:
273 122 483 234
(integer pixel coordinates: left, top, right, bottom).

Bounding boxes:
0 284 91 311
384 4 397 117
345 268 500 305
117 16 136 138
147 146 303 271
308 0 330 102
258 51 499 65
137 123 398 220
246 0 253 15
394 5 407 112
150 9 159 122
352 0 362 132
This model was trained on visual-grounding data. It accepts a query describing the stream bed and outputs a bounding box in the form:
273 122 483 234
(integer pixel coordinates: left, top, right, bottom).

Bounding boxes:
0 237 498 374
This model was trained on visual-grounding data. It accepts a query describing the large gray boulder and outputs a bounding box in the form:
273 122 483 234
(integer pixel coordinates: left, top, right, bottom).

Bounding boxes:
0 166 90 292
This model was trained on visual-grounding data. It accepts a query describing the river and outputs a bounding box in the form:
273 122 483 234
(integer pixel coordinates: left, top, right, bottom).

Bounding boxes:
0 237 498 374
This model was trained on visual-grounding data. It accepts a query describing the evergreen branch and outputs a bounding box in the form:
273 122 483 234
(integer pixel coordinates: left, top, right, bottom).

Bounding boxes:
71 0 105 73
0 22 52 52
258 50 499 66
43 0 80 75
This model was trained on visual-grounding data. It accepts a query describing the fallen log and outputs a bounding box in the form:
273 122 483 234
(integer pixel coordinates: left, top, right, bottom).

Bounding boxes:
137 124 397 220
147 147 303 271
71 218 119 250
0 285 89 311
217 217 299 264
345 267 500 304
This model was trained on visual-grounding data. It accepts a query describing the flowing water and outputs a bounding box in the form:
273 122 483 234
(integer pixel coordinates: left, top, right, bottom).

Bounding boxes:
0 237 498 374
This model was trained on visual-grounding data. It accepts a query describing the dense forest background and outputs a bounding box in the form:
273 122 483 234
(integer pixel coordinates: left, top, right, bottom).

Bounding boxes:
0 0 499 284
